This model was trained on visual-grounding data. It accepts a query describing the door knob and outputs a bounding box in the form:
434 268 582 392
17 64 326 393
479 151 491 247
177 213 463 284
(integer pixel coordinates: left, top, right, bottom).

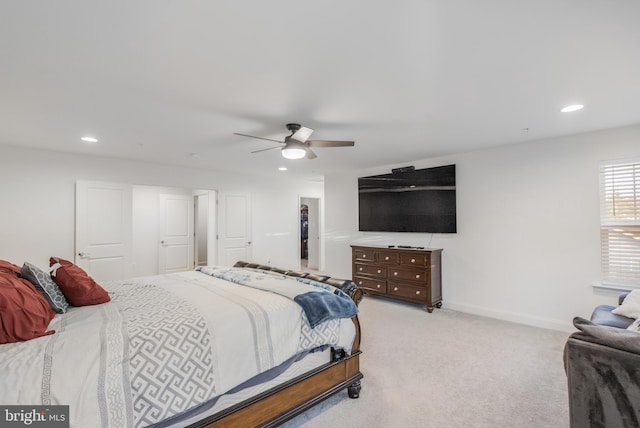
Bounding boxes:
78 252 90 258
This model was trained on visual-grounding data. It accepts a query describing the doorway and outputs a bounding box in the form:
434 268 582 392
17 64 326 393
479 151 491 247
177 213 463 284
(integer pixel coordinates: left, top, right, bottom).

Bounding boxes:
194 193 209 267
77 181 221 280
300 197 320 271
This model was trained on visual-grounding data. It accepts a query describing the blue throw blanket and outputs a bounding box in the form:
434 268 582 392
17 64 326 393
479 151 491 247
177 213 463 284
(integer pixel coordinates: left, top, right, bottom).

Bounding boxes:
196 266 358 328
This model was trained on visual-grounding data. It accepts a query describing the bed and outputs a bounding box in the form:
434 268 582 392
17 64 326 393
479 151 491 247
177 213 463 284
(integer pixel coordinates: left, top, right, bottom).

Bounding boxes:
0 259 363 428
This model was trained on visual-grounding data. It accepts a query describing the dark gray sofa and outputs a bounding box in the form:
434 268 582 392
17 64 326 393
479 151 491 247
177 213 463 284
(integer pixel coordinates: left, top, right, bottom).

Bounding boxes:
564 292 640 427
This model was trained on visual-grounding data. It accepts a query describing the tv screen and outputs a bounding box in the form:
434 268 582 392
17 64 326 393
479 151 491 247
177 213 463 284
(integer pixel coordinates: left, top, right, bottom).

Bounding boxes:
358 164 457 233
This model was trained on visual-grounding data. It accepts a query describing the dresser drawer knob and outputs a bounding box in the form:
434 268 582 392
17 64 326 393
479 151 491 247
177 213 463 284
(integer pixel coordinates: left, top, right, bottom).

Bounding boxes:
385 256 389 260
363 254 367 258
377 284 381 288
358 281 362 285
359 267 363 271
393 287 398 291
416 290 421 295
416 274 421 279
377 269 381 274
393 272 398 276
411 258 416 263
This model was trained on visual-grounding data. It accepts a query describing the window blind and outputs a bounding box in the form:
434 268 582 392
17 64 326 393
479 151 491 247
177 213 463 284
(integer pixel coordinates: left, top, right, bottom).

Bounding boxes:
600 160 640 286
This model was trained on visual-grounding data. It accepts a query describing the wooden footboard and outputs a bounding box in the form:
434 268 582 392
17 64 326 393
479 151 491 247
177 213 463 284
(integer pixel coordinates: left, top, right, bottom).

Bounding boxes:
191 351 362 428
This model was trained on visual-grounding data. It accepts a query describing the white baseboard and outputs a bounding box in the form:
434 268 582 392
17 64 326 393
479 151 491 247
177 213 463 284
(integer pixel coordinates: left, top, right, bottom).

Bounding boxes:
445 301 575 333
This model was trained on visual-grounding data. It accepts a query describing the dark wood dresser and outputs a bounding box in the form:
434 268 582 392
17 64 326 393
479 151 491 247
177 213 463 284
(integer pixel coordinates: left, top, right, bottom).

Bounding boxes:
351 245 442 312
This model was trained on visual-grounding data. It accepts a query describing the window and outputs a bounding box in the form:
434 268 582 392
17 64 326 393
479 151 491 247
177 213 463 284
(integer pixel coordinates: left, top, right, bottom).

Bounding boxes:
600 159 640 286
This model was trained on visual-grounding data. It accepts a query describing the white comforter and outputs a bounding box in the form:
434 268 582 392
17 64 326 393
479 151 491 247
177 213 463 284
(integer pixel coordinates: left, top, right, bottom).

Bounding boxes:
0 270 356 428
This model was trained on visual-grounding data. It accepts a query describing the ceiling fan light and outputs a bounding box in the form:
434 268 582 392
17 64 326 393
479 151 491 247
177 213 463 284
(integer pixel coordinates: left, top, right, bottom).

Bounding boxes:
281 143 306 160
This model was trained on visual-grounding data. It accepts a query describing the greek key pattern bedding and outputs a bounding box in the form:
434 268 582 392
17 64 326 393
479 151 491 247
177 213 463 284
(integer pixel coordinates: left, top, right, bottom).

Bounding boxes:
298 319 340 352
0 270 355 428
108 281 215 427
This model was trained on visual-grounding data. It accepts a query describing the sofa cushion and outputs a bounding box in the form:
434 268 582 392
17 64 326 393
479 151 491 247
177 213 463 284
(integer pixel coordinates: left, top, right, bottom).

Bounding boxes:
591 304 634 329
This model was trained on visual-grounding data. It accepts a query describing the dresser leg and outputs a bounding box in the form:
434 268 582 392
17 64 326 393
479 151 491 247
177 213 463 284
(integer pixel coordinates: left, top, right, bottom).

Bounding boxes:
348 381 361 399
435 301 442 309
426 306 434 313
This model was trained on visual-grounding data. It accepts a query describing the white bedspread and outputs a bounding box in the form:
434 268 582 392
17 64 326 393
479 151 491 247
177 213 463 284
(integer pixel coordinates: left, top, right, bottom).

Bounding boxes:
0 270 356 428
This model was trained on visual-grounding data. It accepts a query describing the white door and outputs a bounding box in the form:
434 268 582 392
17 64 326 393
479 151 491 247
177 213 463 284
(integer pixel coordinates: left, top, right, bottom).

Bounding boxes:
159 194 194 273
217 191 252 266
75 180 132 281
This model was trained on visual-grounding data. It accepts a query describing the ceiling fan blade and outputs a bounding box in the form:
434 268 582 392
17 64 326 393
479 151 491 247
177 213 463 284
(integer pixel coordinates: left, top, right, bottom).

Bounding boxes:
250 145 282 154
291 126 314 143
307 140 355 147
305 148 318 159
233 133 284 144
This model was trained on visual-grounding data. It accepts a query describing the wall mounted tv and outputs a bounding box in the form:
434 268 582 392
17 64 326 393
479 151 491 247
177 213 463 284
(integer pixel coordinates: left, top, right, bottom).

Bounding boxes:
358 164 457 233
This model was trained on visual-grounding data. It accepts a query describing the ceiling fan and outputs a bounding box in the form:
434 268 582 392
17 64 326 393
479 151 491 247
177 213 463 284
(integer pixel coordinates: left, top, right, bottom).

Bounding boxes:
234 123 355 160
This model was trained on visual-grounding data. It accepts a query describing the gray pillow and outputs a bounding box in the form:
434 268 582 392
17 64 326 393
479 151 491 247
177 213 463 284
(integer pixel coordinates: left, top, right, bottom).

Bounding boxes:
21 262 69 314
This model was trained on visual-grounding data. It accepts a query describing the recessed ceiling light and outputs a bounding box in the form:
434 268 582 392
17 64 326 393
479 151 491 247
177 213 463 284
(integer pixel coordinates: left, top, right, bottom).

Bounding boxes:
278 167 288 171
561 104 584 113
81 136 98 143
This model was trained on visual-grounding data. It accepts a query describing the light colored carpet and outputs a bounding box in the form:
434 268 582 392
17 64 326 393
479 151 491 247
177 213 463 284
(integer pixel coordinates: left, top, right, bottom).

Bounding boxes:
281 297 570 428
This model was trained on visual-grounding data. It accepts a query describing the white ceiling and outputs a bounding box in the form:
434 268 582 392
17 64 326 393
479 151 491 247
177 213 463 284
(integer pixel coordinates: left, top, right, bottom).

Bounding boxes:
1 1 640 179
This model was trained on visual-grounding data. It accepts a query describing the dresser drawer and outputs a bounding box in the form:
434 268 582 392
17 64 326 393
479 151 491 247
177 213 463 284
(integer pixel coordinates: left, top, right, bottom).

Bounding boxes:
400 253 429 267
354 263 386 277
376 251 400 264
354 276 387 293
354 248 375 261
388 282 427 302
388 267 429 285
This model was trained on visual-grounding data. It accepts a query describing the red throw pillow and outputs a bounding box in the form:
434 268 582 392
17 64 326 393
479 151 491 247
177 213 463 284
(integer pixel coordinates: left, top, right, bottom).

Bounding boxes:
0 259 22 276
49 257 110 306
0 272 56 344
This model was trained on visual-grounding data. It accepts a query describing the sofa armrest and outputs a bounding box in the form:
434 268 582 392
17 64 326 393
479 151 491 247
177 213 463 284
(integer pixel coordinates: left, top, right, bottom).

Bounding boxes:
564 335 640 427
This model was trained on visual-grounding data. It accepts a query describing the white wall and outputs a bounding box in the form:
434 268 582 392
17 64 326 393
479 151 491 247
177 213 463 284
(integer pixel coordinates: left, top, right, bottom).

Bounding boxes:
0 145 323 274
325 124 640 331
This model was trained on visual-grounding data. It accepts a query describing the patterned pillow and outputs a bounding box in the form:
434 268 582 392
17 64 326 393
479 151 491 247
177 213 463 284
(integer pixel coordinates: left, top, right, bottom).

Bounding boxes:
21 262 69 314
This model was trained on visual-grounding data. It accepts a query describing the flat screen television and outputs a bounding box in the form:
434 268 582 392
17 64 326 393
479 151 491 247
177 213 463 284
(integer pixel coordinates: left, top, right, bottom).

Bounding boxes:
358 164 457 233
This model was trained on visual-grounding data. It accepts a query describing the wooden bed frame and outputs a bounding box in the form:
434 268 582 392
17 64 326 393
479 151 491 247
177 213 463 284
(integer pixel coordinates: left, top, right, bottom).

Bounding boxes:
188 264 364 428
